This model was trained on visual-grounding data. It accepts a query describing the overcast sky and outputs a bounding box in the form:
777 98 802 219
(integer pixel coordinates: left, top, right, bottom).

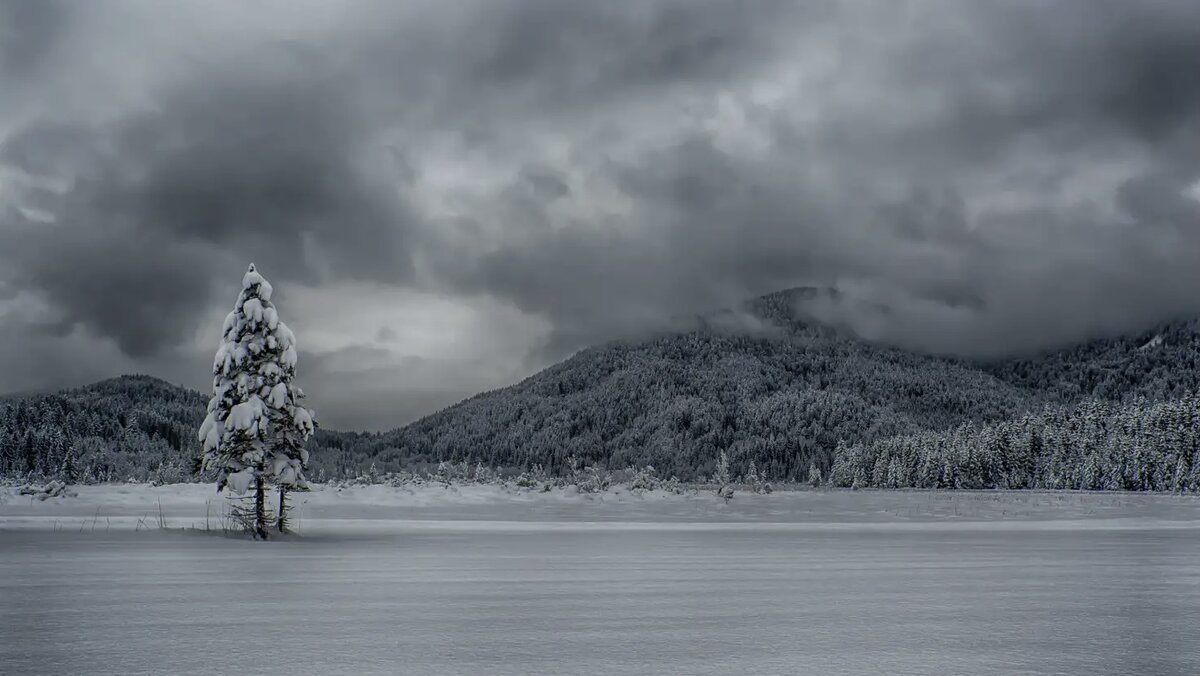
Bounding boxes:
2 0 1199 430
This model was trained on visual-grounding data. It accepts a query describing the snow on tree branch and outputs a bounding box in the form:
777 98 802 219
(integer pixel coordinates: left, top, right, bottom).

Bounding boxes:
199 263 317 497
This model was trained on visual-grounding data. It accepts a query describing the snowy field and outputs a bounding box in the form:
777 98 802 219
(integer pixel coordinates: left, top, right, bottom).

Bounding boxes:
3 485 1200 675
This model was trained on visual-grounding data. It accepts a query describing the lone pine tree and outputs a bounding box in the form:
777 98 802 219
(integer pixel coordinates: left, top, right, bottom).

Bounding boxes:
199 264 316 539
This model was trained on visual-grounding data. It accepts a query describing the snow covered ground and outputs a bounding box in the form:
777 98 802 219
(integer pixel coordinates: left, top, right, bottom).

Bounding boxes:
6 482 1200 530
3 485 1200 675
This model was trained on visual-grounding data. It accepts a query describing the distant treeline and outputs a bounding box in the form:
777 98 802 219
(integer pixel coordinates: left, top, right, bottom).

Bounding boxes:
831 395 1200 491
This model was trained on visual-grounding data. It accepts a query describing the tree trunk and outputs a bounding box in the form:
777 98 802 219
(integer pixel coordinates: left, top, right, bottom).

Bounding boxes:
254 474 268 540
277 485 289 534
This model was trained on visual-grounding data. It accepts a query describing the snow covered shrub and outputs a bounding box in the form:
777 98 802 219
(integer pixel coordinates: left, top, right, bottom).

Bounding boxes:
433 461 475 487
514 469 541 489
627 465 660 492
661 475 689 495
473 462 496 484
575 465 613 494
149 460 188 486
742 460 773 494
528 464 553 490
19 480 76 501
511 464 554 492
382 471 412 488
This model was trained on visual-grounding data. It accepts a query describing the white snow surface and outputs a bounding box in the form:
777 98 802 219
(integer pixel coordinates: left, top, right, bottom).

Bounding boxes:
267 382 289 408
224 468 255 495
226 398 265 432
241 296 265 325
242 266 272 300
4 483 1200 530
198 412 221 451
282 344 297 368
3 486 1200 675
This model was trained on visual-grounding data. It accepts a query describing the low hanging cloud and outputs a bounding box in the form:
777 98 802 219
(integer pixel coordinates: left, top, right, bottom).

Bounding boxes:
2 0 1200 427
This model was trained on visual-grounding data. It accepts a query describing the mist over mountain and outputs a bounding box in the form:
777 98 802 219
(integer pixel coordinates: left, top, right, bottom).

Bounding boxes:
370 290 1200 481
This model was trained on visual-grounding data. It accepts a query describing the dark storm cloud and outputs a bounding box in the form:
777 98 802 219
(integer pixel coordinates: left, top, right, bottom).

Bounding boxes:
438 0 1200 358
461 0 807 100
123 61 421 285
24 230 215 357
1 41 421 355
0 0 65 79
823 0 1200 161
1019 1 1200 145
3 0 1200 422
0 0 812 361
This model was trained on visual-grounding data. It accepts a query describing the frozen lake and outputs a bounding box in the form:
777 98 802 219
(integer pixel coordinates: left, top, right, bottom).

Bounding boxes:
3 501 1200 675
4 486 1200 674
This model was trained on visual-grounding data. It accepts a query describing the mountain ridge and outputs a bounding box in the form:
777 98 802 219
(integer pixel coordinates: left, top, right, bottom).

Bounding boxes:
366 312 1200 481
3 290 1200 486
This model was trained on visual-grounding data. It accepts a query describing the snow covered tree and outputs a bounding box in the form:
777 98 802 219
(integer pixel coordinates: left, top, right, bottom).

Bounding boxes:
267 354 318 534
713 450 733 502
627 465 660 492
59 441 79 485
743 459 772 494
744 459 758 486
807 461 823 487
199 264 316 539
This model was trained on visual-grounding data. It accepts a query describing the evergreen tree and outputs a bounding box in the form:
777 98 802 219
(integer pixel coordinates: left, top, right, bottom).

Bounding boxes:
713 450 733 502
807 461 823 487
199 264 314 539
264 324 317 533
59 440 79 485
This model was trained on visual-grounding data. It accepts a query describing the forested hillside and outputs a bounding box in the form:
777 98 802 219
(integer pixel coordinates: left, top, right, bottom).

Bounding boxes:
4 290 1200 488
0 376 206 483
986 319 1200 403
831 395 1200 491
375 330 1035 480
0 375 367 483
369 292 1200 482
